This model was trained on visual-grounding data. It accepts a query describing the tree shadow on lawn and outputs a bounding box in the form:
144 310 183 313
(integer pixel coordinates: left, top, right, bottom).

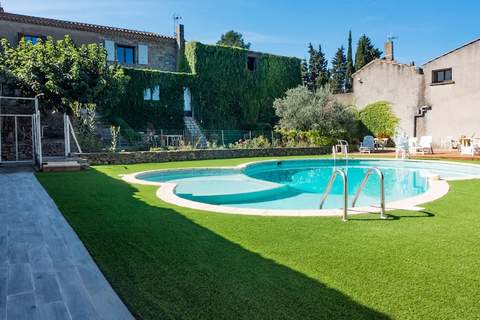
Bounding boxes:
42 169 391 320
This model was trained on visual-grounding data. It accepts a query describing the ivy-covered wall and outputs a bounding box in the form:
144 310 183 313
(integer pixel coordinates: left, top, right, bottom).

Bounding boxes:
111 68 193 129
113 42 301 130
184 42 302 129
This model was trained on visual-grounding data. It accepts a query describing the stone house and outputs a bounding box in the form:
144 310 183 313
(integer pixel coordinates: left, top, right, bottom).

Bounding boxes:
0 6 183 163
0 7 184 72
338 38 480 145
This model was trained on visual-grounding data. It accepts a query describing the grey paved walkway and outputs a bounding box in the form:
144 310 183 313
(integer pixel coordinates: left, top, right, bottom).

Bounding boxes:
0 172 133 320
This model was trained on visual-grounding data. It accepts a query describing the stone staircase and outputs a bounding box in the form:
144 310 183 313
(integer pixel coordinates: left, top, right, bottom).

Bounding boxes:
184 116 207 148
41 157 89 172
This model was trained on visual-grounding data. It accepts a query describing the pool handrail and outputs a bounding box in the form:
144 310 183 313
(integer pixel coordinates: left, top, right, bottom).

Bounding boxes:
351 167 387 219
319 168 348 222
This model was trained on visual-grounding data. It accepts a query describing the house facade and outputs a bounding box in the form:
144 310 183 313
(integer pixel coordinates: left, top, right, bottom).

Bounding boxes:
0 8 184 71
339 38 480 145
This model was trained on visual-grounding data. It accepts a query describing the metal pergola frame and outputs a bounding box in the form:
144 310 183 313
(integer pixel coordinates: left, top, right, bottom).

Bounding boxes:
0 95 43 167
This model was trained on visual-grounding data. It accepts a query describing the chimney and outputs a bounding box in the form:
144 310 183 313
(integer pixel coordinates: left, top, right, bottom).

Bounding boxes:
384 39 394 61
176 24 185 71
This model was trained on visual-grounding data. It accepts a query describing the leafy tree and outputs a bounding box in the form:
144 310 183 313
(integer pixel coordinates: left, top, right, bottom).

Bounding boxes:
0 35 128 115
273 85 356 139
345 30 355 92
354 34 382 70
217 30 251 49
329 46 347 93
305 43 329 91
358 101 399 137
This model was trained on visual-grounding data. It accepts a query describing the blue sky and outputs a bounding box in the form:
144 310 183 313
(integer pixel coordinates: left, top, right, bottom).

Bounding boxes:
4 0 479 65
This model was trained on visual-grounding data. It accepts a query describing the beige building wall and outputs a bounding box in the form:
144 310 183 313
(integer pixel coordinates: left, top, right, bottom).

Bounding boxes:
350 60 424 137
421 40 480 143
0 20 178 71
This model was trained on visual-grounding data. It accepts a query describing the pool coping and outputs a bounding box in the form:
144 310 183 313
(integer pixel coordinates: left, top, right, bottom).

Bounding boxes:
121 157 480 217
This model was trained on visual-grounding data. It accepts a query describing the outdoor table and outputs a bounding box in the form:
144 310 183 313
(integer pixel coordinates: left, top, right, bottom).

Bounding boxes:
164 135 183 147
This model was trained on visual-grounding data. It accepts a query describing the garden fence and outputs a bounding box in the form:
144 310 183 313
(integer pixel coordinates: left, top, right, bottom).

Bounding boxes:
91 125 284 152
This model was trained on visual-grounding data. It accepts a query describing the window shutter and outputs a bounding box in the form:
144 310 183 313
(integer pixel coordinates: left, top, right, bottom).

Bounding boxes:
138 44 149 65
152 86 160 101
105 40 115 61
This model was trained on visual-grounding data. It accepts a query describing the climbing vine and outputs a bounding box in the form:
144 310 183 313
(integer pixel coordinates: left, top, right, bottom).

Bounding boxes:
111 68 194 129
184 42 302 129
114 42 301 130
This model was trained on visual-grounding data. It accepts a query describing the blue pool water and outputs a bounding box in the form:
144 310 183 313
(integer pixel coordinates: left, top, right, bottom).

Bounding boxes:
138 159 480 210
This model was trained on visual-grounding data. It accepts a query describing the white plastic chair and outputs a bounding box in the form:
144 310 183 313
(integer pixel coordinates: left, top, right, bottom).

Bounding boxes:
394 133 409 159
440 136 456 150
359 136 375 153
461 138 480 156
415 136 433 154
408 137 418 155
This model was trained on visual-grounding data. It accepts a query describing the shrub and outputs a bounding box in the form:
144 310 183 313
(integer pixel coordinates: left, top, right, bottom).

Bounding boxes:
229 136 271 149
275 128 333 147
273 85 357 140
358 101 399 137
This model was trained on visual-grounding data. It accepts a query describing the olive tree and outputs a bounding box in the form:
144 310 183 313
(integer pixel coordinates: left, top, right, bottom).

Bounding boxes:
273 85 357 140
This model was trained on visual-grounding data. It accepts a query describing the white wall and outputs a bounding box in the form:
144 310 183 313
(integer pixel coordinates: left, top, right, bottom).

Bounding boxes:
421 40 480 143
351 60 424 137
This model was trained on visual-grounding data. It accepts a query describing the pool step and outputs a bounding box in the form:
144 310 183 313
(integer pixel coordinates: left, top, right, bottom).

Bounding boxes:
178 185 300 205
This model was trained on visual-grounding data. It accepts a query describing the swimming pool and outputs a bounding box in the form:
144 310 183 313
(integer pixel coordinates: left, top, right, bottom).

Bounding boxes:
124 159 480 216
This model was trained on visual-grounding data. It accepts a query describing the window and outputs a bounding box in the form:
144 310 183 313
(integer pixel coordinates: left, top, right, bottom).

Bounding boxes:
432 68 452 84
247 56 257 71
116 45 135 64
20 34 42 45
143 86 160 101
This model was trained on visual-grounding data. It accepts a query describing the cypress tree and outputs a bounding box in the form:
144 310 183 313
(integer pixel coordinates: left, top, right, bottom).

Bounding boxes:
329 46 347 94
345 30 355 92
354 34 382 70
301 58 309 87
305 43 329 91
307 43 318 90
315 45 329 89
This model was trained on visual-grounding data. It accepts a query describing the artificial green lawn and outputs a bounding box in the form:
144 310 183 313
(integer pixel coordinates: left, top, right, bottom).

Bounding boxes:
36 156 480 320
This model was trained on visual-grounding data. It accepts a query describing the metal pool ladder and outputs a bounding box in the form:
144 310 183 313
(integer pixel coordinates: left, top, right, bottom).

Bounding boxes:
319 169 348 222
351 167 388 219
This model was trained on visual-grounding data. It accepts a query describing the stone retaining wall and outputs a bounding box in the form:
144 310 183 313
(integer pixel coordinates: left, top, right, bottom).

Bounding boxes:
75 147 331 165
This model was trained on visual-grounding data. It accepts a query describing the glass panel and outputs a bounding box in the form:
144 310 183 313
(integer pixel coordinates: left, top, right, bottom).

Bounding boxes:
17 117 33 161
183 87 191 111
143 89 151 100
152 86 160 101
436 71 444 82
116 47 125 63
24 35 40 44
1 116 16 161
125 47 134 64
445 69 452 81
